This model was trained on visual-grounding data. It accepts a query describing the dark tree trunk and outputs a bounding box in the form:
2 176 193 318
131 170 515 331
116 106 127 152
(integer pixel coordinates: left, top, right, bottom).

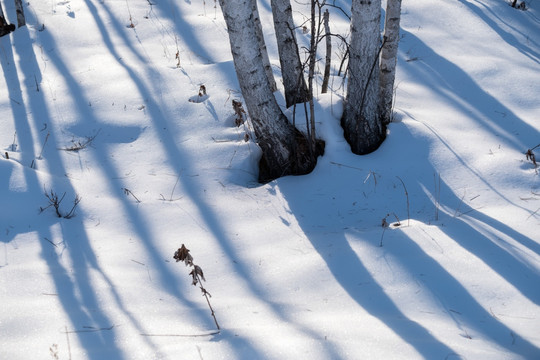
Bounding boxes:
321 9 331 94
0 4 15 37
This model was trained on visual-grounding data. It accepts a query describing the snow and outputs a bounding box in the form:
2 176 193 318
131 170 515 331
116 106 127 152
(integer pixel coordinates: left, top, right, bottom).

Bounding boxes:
1 0 539 359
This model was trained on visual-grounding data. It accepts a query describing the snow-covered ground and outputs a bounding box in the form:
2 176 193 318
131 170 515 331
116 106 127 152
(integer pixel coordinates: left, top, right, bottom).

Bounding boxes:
1 0 539 358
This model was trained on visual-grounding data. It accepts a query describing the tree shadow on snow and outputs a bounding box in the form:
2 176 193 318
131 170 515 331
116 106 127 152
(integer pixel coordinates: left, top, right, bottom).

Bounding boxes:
9 2 281 358
275 26 540 353
277 119 540 358
399 29 539 154
456 0 540 63
78 1 347 358
1 28 128 359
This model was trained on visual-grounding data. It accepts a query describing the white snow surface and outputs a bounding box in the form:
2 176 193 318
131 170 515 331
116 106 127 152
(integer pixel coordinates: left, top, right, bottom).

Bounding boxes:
1 0 539 359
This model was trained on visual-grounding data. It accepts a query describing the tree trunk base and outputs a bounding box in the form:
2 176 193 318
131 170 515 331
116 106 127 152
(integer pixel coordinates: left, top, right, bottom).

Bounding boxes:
341 109 387 155
0 24 15 37
258 131 325 183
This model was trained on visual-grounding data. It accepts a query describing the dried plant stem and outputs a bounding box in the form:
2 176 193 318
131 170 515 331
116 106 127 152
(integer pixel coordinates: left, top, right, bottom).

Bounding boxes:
396 176 410 226
125 0 135 27
10 131 17 151
193 270 220 331
65 326 72 360
174 244 220 331
140 331 220 337
38 131 50 159
40 189 81 219
434 172 441 221
174 35 181 68
122 188 141 203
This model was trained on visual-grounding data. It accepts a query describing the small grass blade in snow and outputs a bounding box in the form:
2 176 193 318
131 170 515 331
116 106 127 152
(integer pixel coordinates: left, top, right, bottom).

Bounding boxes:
174 244 220 331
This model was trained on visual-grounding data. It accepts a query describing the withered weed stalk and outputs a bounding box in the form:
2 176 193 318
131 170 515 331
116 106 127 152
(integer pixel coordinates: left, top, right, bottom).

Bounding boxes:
40 189 81 219
526 143 539 172
159 174 182 202
232 99 245 127
10 131 18 151
122 187 141 203
188 85 208 103
49 344 59 360
174 35 181 68
434 172 441 221
60 130 100 152
174 244 220 331
380 213 401 247
31 132 50 169
125 0 135 28
396 176 410 226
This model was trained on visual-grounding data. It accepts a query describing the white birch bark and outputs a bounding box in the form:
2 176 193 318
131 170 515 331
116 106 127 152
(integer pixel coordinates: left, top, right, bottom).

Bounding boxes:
252 0 277 93
271 0 309 107
341 0 385 154
379 0 402 124
219 0 316 182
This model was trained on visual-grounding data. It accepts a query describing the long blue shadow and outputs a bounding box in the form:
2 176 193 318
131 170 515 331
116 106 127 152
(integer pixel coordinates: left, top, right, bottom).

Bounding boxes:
397 123 540 305
278 186 459 358
399 30 539 218
457 0 540 63
1 29 127 359
278 162 540 358
81 1 346 357
399 30 540 153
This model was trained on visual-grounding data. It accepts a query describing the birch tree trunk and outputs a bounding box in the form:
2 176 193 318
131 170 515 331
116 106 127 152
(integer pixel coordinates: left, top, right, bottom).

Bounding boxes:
379 0 402 124
219 0 319 182
271 0 309 107
341 0 385 155
321 9 331 94
14 0 25 27
252 0 277 93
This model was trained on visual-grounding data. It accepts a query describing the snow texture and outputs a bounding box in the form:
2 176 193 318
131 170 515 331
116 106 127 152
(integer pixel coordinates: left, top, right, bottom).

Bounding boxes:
1 0 539 359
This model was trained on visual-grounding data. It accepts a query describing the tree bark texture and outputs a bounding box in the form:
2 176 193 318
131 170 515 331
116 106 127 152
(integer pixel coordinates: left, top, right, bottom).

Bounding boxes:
321 9 331 94
219 0 319 182
341 0 385 155
270 0 309 108
379 0 402 124
14 0 25 27
252 0 277 93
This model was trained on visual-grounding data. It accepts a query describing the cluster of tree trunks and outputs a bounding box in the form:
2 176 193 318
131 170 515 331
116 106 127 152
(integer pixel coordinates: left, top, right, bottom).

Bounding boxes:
2 0 401 182
218 0 322 183
219 0 402 182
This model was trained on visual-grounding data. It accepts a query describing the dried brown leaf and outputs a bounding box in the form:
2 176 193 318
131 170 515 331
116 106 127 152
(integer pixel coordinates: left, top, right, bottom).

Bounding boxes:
190 265 205 285
173 244 193 266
